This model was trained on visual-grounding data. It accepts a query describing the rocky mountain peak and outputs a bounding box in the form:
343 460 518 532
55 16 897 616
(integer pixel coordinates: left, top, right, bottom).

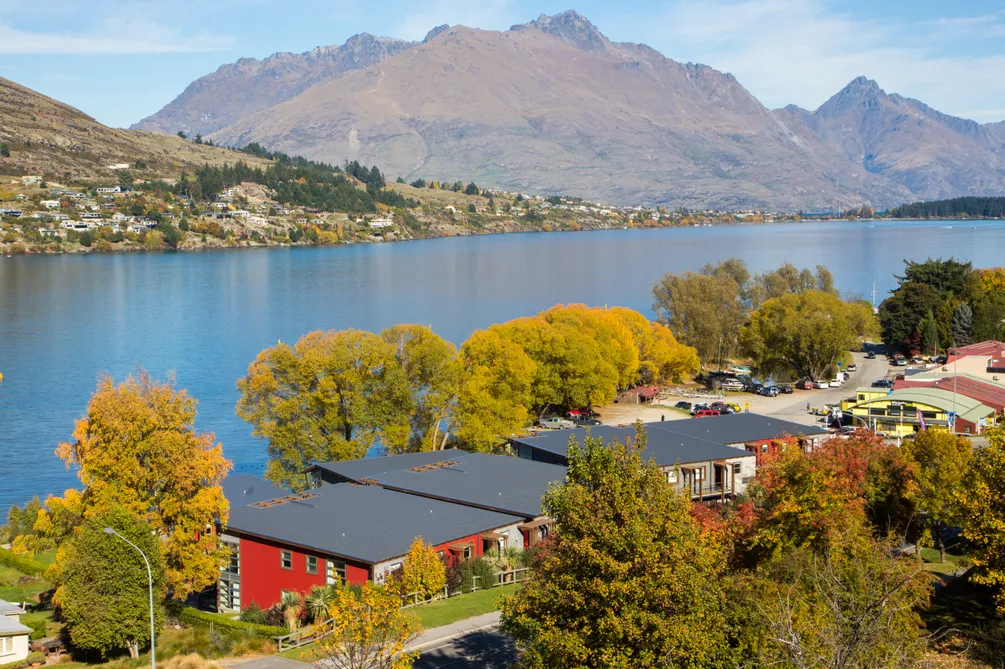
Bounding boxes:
510 10 608 52
424 24 450 43
816 76 887 118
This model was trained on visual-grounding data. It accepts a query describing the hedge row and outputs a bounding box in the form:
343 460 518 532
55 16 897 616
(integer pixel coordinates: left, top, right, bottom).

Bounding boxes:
0 549 47 579
24 619 47 641
175 606 287 639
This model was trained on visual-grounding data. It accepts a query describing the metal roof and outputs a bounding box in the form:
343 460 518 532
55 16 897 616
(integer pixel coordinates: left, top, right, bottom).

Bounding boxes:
365 452 567 518
0 615 30 636
852 388 995 423
222 473 288 507
226 483 523 565
312 450 470 482
511 414 826 467
0 600 22 616
896 376 1005 412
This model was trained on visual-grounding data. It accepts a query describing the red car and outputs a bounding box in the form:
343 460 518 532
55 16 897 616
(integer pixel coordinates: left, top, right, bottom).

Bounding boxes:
694 409 720 418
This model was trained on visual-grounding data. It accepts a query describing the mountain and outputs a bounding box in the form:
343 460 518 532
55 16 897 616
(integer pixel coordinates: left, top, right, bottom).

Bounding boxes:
133 11 1005 210
0 76 267 181
132 33 415 136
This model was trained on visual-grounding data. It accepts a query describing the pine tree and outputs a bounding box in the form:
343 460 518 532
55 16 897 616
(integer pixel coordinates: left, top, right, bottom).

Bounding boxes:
952 303 973 346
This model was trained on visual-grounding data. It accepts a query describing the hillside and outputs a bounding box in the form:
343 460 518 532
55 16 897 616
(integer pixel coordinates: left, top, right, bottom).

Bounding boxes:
133 11 1005 211
0 76 269 183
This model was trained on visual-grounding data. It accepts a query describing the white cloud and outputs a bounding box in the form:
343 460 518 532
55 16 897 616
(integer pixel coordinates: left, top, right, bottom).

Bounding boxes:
0 16 234 55
637 0 1005 122
391 0 517 42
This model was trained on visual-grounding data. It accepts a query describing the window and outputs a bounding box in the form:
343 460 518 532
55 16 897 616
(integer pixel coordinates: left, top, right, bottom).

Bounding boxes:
463 546 473 560
280 550 292 570
327 559 346 585
664 470 678 484
306 556 318 575
732 464 741 475
223 545 239 575
0 637 12 657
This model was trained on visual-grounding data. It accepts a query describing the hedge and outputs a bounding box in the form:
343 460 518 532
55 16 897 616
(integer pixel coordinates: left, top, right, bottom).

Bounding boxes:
0 549 47 579
25 619 47 641
174 606 287 639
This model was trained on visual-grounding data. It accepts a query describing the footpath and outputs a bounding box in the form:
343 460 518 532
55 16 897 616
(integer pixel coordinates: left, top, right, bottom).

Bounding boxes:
405 611 502 654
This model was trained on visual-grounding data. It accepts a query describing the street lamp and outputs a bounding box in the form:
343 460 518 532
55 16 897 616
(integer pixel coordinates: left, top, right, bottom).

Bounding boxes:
104 528 155 669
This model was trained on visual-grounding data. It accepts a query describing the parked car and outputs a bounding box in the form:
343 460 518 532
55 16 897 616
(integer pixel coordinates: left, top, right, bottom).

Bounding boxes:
777 385 794 394
690 403 710 415
694 409 720 418
757 386 779 397
674 401 693 411
892 354 908 366
797 379 814 390
539 417 575 430
829 378 842 388
847 363 858 372
865 351 877 359
720 379 744 392
871 379 894 389
813 380 829 389
573 417 601 426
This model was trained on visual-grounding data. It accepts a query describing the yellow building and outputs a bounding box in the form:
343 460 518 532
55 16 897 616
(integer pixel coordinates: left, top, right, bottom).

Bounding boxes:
846 388 996 437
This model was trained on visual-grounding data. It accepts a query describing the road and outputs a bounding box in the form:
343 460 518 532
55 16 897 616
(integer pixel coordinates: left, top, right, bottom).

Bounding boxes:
412 624 515 669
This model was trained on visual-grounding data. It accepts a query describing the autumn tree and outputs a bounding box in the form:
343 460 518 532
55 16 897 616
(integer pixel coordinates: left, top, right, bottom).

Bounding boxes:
500 425 742 668
741 291 877 381
966 267 1005 342
902 428 970 562
381 325 459 452
960 426 1005 610
746 528 931 669
455 329 536 452
49 372 230 598
314 582 421 669
397 537 446 600
237 329 413 488
610 307 700 385
56 506 166 659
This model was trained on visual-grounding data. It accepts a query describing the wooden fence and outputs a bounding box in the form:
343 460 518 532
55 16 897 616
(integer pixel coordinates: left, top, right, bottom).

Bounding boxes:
273 567 532 651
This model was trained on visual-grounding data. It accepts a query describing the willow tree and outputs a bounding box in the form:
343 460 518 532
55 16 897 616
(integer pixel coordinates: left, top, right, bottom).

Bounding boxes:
237 329 413 489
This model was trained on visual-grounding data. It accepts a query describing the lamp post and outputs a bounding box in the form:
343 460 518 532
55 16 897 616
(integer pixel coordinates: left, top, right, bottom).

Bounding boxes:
104 528 155 669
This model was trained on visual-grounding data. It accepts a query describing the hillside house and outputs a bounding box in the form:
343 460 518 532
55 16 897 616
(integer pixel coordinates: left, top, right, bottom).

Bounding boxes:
40 200 60 209
20 176 41 186
218 475 523 613
0 600 30 664
96 187 121 194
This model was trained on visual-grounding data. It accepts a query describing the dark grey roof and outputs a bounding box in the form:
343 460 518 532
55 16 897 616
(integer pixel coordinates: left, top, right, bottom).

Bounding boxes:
366 452 567 518
312 450 470 482
511 413 824 466
226 483 522 565
222 473 288 507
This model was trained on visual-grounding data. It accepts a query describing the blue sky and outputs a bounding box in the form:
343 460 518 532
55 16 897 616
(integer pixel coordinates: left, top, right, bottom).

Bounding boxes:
2 0 1005 129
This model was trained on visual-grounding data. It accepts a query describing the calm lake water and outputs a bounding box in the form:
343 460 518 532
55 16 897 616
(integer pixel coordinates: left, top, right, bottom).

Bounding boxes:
1 219 1002 512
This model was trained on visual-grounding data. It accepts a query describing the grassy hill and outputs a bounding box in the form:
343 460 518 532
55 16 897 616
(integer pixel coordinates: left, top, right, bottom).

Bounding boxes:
0 76 269 184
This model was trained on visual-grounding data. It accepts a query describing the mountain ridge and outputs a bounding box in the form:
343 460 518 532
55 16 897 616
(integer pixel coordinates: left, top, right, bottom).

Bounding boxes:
129 11 1005 209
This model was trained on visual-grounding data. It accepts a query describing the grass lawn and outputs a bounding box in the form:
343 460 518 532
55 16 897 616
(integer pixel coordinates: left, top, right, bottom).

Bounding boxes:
920 545 969 575
0 549 55 603
410 586 519 629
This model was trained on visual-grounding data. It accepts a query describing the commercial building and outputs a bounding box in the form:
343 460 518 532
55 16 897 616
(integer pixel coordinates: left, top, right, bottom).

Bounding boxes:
846 388 997 436
510 414 827 500
944 341 1005 382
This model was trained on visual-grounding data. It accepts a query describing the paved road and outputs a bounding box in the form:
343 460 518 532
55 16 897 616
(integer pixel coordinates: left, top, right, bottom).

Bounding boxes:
413 624 515 669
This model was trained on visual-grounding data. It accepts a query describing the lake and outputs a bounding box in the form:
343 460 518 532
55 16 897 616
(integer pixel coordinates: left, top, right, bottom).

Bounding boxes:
1 219 1002 512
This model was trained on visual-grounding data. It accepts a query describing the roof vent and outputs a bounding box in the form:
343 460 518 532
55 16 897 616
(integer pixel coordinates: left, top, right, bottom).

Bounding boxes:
410 460 462 473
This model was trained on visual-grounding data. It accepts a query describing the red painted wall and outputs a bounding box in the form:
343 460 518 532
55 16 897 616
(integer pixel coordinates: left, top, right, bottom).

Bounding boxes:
433 533 483 568
344 561 370 585
238 535 327 610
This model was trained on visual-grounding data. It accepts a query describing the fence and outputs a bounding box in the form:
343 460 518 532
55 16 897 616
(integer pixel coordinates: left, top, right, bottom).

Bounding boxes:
667 387 726 401
274 567 532 652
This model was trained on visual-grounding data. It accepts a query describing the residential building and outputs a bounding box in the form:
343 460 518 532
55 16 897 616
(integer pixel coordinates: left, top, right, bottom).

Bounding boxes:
40 200 60 210
0 600 30 664
20 176 41 186
846 388 997 436
96 187 122 194
310 451 566 550
511 414 828 499
219 476 522 612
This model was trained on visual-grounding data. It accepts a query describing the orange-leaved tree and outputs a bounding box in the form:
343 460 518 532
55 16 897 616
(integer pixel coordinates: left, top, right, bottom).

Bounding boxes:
47 372 231 598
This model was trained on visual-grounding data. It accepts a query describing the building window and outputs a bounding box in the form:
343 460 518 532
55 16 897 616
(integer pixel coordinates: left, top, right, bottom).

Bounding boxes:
327 559 346 585
664 470 678 484
224 545 239 575
306 556 318 575
0 636 11 657
280 550 292 570
463 546 473 560
732 463 741 475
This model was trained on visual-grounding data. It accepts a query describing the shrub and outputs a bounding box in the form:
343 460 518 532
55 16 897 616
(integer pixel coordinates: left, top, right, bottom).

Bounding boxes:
161 653 221 669
7 242 27 255
26 618 47 640
26 651 44 665
470 558 496 589
0 548 47 577
237 603 265 625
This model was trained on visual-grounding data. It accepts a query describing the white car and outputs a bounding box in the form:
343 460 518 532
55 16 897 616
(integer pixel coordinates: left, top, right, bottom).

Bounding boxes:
829 378 843 388
813 380 829 389
539 417 575 430
720 380 744 392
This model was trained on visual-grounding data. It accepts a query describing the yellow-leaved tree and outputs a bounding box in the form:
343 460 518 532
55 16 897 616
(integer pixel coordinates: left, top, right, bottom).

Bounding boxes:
314 582 421 669
398 537 446 600
46 372 231 598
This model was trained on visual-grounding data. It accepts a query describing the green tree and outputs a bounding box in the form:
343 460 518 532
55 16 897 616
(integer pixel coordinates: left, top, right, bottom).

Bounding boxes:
455 329 536 452
959 426 1005 611
921 309 940 356
500 425 741 668
380 324 459 452
4 496 42 544
901 428 970 563
951 302 973 346
741 291 878 382
899 257 972 298
56 507 166 659
237 330 413 489
879 281 942 351
746 529 931 669
464 182 479 196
